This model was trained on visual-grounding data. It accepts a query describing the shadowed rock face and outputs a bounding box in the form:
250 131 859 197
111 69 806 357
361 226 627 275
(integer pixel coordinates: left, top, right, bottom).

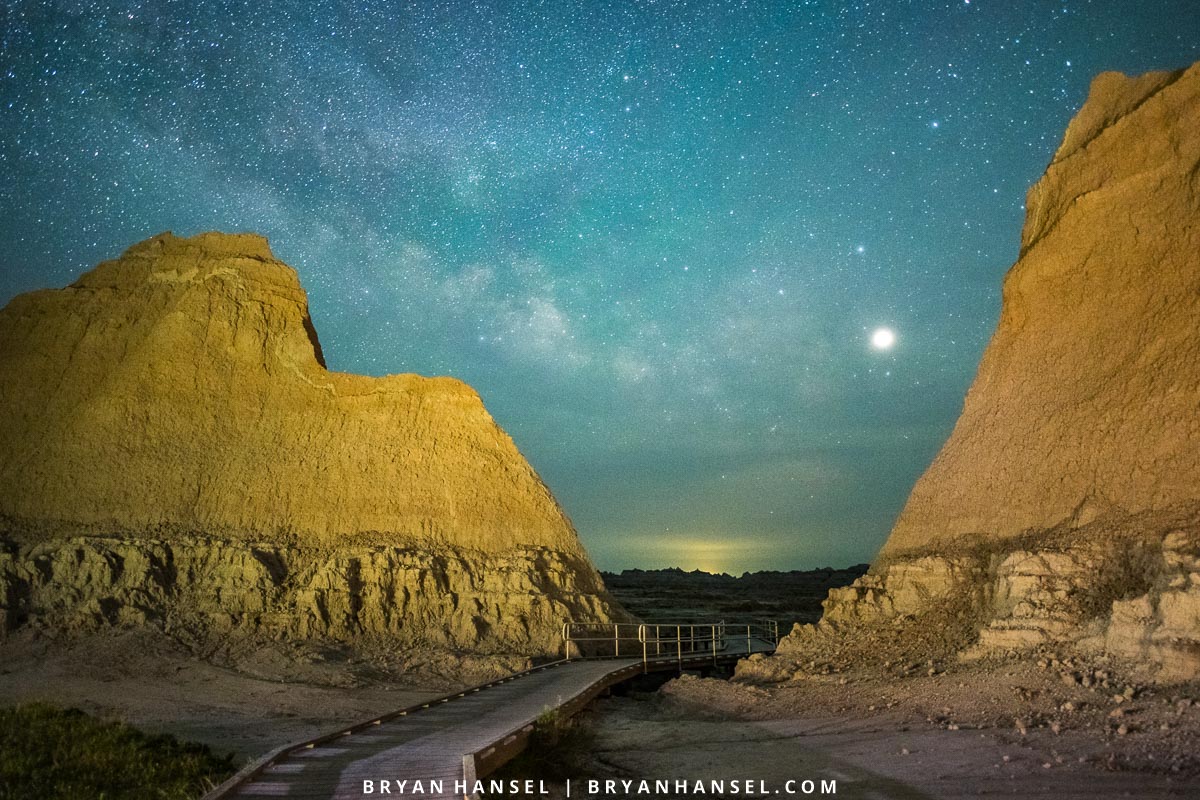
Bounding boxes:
792 63 1200 679
0 231 624 654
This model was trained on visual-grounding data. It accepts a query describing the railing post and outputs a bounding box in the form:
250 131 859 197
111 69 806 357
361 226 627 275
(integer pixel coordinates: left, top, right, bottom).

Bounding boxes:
462 754 478 800
711 624 717 665
614 624 620 657
746 624 751 655
640 624 647 673
676 626 682 670
655 624 661 657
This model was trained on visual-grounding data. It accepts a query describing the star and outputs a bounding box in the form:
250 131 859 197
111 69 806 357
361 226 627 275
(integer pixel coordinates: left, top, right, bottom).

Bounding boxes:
0 0 1192 573
871 328 897 350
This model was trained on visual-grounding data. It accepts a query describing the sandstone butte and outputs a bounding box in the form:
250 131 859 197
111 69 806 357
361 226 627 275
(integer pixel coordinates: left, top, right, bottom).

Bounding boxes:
783 62 1200 680
0 230 626 659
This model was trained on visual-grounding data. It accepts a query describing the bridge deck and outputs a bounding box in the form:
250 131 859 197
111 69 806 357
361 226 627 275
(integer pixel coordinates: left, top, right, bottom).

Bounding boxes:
213 638 775 800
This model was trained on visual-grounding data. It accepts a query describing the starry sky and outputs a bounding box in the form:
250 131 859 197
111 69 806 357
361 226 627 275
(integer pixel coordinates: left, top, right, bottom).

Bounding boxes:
1 1 1197 574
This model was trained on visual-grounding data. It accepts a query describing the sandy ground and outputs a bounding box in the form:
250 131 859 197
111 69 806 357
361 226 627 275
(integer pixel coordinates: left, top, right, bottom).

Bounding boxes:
0 628 442 761
4 627 1199 798
541 657 1200 799
558 690 1193 799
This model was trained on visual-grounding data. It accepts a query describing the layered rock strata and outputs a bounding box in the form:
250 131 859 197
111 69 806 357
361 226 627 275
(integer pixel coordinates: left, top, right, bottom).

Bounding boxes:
0 231 624 655
782 63 1200 679
0 536 611 655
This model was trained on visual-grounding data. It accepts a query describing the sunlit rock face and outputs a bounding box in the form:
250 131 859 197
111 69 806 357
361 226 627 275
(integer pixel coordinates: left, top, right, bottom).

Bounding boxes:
792 63 1200 678
886 62 1200 559
0 231 624 655
0 537 614 656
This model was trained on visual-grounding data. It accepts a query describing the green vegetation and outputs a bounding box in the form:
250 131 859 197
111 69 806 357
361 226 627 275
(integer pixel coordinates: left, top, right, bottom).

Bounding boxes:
533 707 559 729
0 703 235 800
487 707 596 789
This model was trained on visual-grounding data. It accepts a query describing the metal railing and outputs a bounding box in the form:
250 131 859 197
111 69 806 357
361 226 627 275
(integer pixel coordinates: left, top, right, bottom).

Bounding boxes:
562 619 779 669
560 621 645 658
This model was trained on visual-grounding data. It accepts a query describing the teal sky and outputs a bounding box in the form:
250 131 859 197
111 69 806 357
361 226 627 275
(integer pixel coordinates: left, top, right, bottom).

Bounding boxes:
2 1 1198 572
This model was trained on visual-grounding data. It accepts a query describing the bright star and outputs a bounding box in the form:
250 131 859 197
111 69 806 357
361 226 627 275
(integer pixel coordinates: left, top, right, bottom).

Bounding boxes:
870 327 896 350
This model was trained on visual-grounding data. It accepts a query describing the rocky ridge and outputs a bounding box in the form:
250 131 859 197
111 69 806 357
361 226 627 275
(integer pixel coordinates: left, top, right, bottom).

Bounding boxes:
0 536 610 657
602 564 869 624
0 231 625 657
771 63 1200 681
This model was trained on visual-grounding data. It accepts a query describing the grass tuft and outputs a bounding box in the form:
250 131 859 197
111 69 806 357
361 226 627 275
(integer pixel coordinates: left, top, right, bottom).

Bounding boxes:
0 703 235 800
488 707 595 787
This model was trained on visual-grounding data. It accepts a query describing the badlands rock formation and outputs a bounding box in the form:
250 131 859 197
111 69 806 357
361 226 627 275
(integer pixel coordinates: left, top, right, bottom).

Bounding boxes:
789 63 1200 678
0 231 624 655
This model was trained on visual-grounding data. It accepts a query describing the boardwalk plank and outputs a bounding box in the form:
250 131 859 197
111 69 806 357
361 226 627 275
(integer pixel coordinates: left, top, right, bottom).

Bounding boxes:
220 639 775 799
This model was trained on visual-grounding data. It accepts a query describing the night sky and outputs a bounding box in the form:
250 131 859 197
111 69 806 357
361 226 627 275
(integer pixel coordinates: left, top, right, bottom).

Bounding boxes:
1 2 1197 573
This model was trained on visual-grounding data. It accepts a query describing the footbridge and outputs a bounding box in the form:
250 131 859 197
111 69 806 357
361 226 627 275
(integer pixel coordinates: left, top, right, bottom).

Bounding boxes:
206 620 779 799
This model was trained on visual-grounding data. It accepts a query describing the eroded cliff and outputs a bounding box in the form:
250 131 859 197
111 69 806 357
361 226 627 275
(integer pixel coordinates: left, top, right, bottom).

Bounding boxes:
0 231 625 657
778 63 1200 680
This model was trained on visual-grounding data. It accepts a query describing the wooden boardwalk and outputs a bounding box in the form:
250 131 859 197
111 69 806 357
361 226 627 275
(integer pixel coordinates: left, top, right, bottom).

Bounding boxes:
208 631 776 800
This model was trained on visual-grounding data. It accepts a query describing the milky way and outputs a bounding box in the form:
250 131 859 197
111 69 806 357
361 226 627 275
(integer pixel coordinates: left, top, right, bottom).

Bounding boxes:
1 1 1197 572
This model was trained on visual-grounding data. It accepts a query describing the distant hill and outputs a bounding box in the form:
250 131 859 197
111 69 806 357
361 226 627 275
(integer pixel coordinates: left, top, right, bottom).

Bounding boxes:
601 564 869 625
